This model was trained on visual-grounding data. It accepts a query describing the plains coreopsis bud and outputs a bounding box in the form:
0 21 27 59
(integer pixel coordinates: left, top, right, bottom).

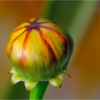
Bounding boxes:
6 18 74 91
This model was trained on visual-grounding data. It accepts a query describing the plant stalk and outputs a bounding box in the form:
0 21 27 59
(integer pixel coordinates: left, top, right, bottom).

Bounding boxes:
30 81 49 100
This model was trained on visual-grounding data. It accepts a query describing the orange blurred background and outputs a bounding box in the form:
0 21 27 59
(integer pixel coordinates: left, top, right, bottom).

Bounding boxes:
0 1 100 99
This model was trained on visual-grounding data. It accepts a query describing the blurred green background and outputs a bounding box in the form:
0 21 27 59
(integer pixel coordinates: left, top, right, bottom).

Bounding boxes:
0 1 100 99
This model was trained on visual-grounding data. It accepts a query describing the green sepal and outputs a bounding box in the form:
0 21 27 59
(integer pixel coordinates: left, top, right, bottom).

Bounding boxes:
24 80 37 92
61 71 71 78
8 67 17 74
49 76 63 88
9 67 38 91
57 74 63 80
11 73 26 84
9 67 71 90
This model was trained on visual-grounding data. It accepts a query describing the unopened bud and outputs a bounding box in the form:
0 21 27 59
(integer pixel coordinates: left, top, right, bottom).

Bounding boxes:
6 18 74 90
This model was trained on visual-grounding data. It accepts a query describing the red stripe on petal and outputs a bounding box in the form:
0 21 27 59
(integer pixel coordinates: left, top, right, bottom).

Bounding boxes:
33 18 41 23
12 26 28 33
37 28 57 63
21 30 31 66
7 29 27 58
39 25 69 54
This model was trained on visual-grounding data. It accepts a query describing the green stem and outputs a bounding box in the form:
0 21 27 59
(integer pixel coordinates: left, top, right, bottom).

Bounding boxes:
30 81 49 100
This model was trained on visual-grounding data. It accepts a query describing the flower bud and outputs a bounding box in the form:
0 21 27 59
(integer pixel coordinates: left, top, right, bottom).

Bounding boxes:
6 18 73 90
